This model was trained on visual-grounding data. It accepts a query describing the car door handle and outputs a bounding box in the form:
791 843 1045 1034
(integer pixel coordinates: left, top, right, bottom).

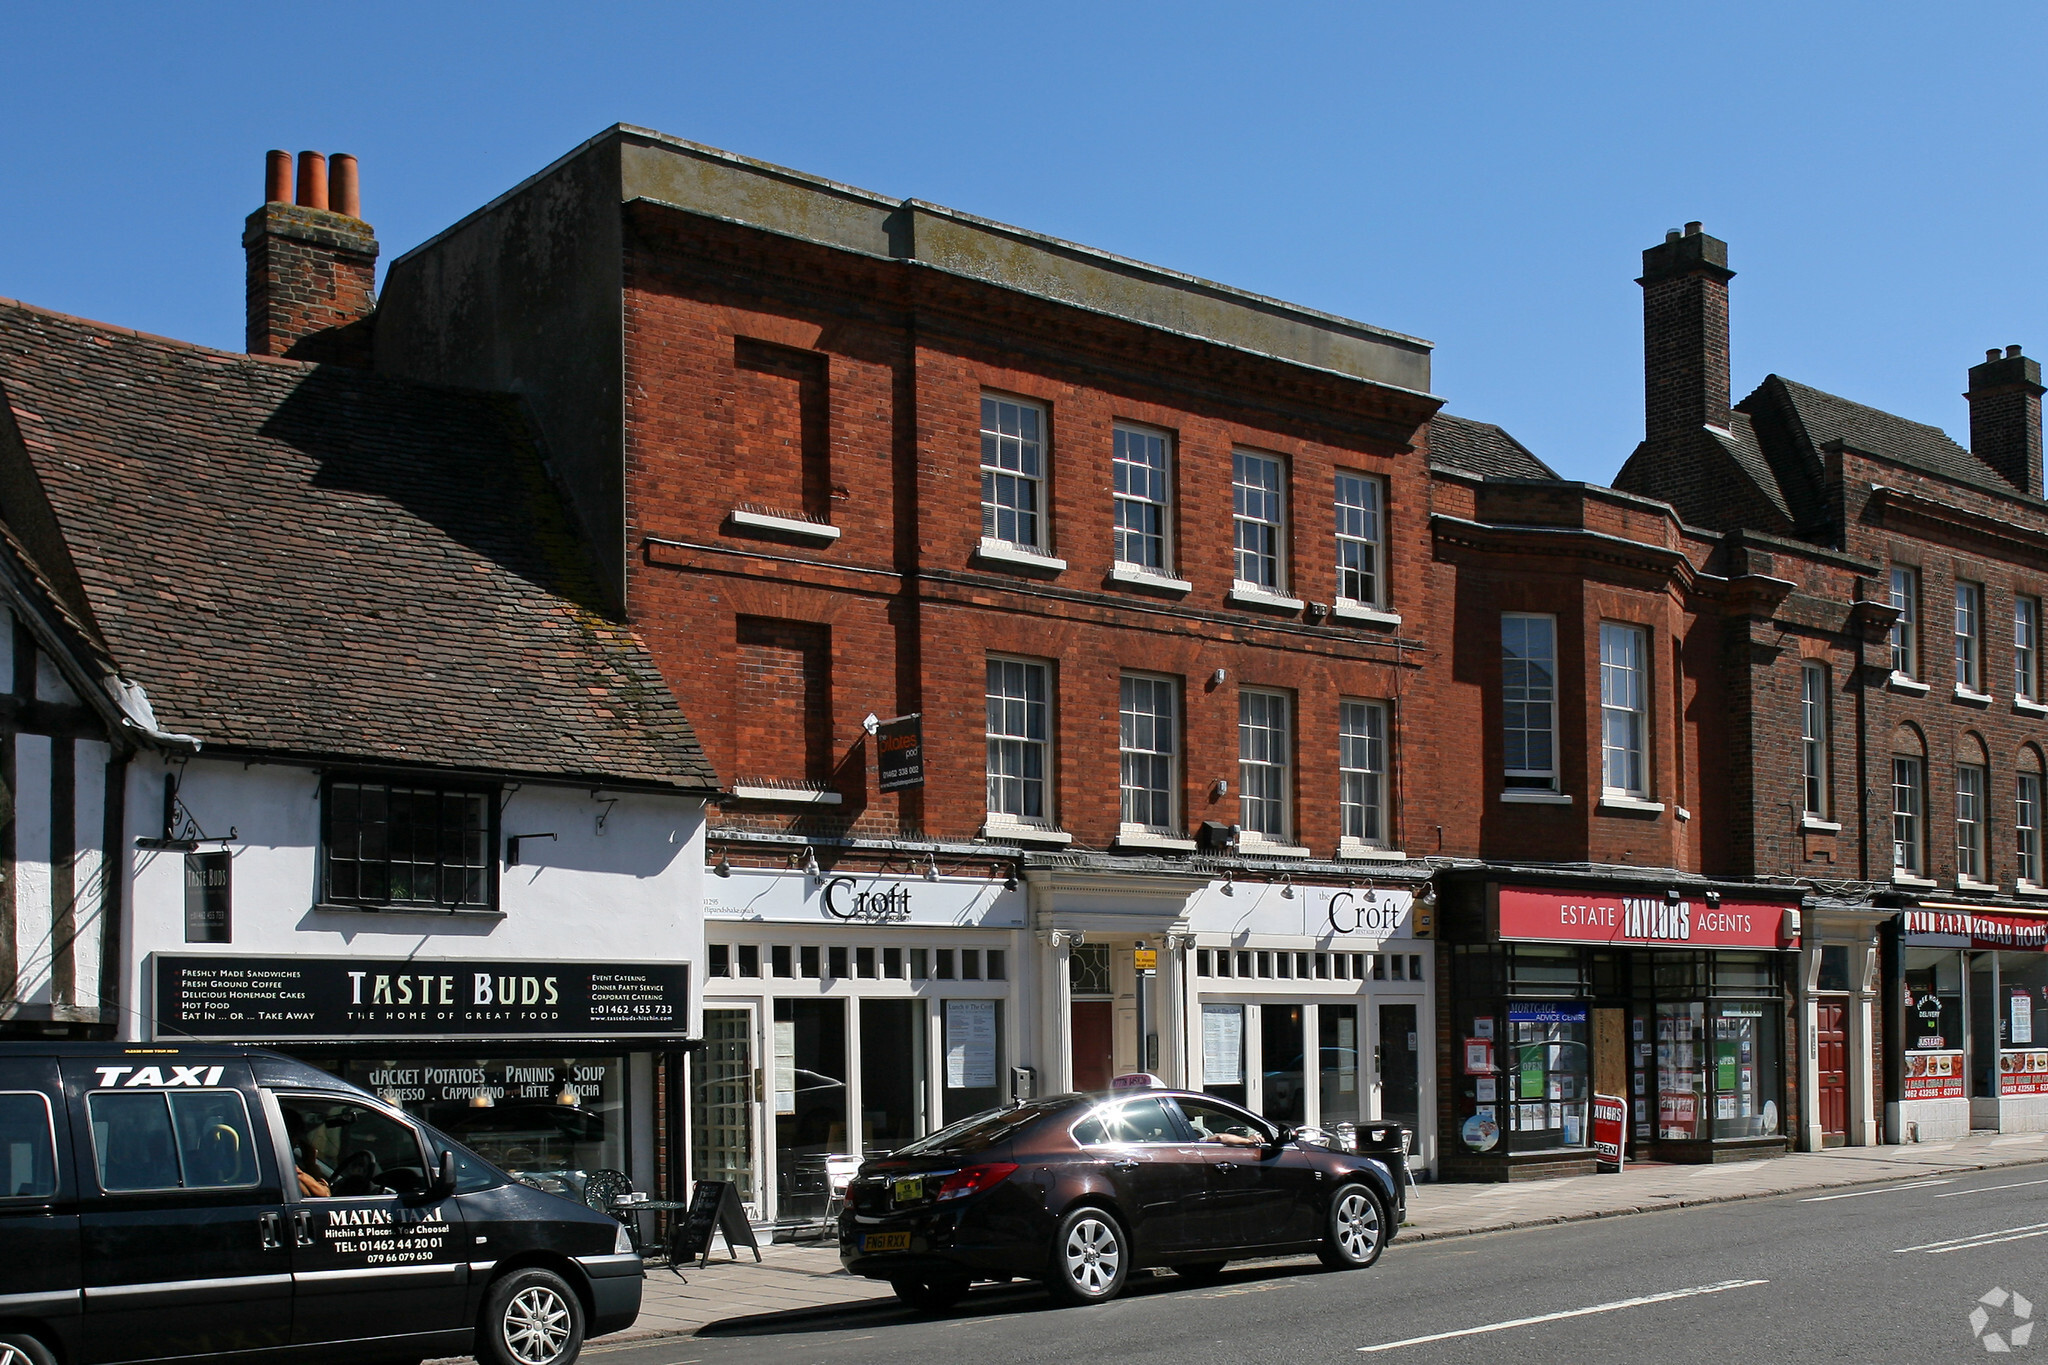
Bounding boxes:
260 1211 284 1250
1110 1159 1139 1171
1214 1162 1238 1173
292 1209 315 1247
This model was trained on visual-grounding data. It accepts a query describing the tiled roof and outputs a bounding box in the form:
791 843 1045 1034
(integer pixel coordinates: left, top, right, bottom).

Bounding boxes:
1704 412 1793 524
0 299 717 791
1427 413 1558 480
1748 375 2011 497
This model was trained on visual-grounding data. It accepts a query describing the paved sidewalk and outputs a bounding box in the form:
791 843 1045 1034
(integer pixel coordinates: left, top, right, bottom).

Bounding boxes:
586 1129 2048 1345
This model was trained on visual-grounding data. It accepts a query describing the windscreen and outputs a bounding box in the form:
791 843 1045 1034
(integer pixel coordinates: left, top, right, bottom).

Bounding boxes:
891 1097 1071 1156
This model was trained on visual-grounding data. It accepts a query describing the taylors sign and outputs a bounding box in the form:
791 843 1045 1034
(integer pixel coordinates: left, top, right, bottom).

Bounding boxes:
154 955 689 1040
1497 886 1794 950
705 867 1026 929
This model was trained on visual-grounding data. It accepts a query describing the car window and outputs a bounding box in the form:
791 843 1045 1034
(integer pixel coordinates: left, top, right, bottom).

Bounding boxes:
0 1092 58 1197
280 1096 427 1198
88 1089 260 1191
893 1098 1067 1156
1175 1096 1274 1145
420 1122 507 1194
1074 1096 1182 1145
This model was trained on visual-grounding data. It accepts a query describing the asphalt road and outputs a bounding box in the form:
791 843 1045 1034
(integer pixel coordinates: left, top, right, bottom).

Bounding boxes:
590 1160 2048 1364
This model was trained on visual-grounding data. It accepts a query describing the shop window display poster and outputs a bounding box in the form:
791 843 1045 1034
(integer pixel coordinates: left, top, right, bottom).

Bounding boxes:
945 999 997 1088
1203 1005 1244 1086
1475 1077 1497 1103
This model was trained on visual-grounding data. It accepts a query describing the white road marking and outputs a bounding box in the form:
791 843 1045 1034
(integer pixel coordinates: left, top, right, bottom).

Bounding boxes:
1356 1279 1769 1352
1935 1178 2048 1198
1801 1179 1953 1201
1894 1220 2048 1254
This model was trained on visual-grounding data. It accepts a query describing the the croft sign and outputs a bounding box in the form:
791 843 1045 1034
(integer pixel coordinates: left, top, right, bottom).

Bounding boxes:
1497 886 1796 950
822 878 913 923
1326 891 1409 936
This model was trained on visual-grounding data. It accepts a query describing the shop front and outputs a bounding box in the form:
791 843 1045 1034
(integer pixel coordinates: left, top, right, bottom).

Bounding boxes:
1182 877 1434 1176
1437 876 1802 1180
150 954 692 1197
1890 904 2048 1140
700 866 1030 1230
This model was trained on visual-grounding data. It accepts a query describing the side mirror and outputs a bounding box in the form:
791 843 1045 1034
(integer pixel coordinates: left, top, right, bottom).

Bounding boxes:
430 1149 457 1201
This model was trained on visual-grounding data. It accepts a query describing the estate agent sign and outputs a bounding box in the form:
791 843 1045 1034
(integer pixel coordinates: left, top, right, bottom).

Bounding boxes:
155 955 690 1040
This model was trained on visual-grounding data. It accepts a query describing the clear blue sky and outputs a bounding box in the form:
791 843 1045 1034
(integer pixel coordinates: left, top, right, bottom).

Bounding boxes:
5 3 2043 484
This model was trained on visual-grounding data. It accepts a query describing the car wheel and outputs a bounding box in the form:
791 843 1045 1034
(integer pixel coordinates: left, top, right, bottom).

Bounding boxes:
1317 1182 1387 1270
479 1267 586 1365
1047 1205 1129 1306
891 1278 970 1311
0 1336 56 1365
1173 1260 1228 1286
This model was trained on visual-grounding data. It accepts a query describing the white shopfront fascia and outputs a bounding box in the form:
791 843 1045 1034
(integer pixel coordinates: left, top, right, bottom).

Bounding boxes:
1180 879 1436 1176
700 868 1030 1226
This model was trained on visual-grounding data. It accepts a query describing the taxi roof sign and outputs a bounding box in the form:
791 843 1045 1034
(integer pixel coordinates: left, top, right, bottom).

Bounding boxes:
1110 1072 1164 1090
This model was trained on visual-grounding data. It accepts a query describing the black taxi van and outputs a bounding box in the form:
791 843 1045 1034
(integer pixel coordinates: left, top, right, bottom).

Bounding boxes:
0 1042 641 1365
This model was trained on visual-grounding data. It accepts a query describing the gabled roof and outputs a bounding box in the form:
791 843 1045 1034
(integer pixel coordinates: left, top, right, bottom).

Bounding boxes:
0 299 717 792
1741 375 2014 499
1427 413 1558 480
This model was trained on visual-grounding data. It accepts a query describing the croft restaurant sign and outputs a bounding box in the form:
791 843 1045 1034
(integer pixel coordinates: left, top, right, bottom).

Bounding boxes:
1498 886 1797 949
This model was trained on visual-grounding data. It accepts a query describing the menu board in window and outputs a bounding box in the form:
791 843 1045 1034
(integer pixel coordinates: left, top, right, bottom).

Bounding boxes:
945 1000 997 1088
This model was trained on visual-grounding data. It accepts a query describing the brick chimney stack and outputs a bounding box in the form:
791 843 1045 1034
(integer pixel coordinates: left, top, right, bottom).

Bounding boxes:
1640 222 1735 446
244 149 378 365
1967 344 2044 497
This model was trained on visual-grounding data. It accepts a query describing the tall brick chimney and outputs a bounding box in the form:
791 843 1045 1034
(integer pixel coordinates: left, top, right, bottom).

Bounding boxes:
244 150 378 365
1966 344 2044 497
1640 222 1734 445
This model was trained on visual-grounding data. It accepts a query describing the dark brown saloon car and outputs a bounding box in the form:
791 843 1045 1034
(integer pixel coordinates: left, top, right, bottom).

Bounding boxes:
838 1088 1408 1309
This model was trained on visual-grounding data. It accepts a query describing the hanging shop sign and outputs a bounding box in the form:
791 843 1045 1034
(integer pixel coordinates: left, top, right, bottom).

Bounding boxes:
183 851 231 944
154 955 690 1040
1901 908 2048 951
705 866 1025 929
1498 887 1796 950
875 714 925 792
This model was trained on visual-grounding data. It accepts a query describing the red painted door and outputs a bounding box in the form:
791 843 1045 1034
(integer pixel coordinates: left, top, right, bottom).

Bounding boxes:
1816 1000 1848 1144
1071 1001 1114 1092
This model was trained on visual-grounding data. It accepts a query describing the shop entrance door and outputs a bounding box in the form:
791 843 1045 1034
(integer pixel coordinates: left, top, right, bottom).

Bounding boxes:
1816 999 1848 1145
773 998 848 1224
693 1007 758 1213
1071 1001 1114 1092
1377 1003 1420 1134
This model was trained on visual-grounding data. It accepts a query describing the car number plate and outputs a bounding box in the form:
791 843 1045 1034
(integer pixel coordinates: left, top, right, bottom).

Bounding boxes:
892 1177 924 1202
864 1231 912 1252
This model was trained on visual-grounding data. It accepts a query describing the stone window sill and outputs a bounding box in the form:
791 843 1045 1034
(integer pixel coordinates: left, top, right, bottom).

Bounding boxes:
1598 795 1666 815
1802 817 1842 833
1332 601 1402 628
313 902 505 920
1229 583 1306 613
1889 672 1931 695
1238 839 1312 859
2017 697 2048 717
1115 829 1198 852
1501 790 1572 805
1337 843 1406 861
1109 563 1193 594
1953 686 1995 707
975 539 1068 573
2016 882 2048 898
981 820 1072 846
1957 878 1999 893
729 508 841 541
731 785 842 805
1891 871 1937 888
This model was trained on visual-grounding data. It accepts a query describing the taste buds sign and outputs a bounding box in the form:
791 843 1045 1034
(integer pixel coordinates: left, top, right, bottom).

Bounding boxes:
1498 887 1795 950
155 955 689 1040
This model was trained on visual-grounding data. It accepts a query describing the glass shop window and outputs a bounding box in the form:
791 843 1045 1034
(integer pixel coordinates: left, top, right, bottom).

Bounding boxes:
1903 949 1965 1053
343 1057 626 1183
1709 1005 1780 1139
1201 1002 1247 1108
1506 1006 1590 1150
738 944 761 977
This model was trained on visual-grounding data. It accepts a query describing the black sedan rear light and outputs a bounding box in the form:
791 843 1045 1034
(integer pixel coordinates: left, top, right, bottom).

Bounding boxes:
935 1162 1018 1201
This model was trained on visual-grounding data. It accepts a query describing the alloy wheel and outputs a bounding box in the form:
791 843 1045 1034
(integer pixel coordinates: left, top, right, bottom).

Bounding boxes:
0 1345 31 1365
502 1284 573 1365
1063 1214 1122 1296
1334 1189 1381 1262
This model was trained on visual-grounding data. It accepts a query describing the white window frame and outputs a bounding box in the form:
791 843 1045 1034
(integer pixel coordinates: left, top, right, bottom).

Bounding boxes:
1890 566 1918 678
1801 663 1829 819
1118 673 1179 835
1339 699 1389 849
1502 613 1559 791
1112 425 1173 574
985 656 1053 827
1955 580 1983 693
980 394 1047 553
1893 755 1923 876
1599 622 1649 799
1238 689 1293 844
1956 761 1988 883
1333 472 1386 608
2019 771 2043 888
1232 451 1287 592
2018 596 2041 702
